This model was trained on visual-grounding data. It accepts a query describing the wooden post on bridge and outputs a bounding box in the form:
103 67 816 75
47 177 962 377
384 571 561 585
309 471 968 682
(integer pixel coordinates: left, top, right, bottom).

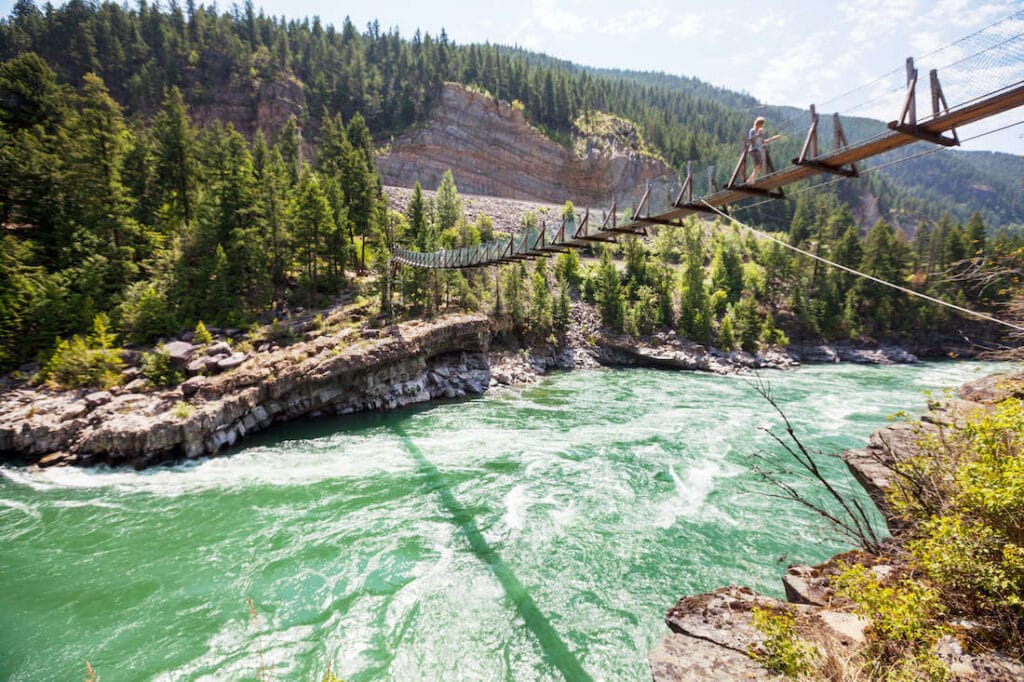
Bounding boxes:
797 104 819 163
889 57 960 146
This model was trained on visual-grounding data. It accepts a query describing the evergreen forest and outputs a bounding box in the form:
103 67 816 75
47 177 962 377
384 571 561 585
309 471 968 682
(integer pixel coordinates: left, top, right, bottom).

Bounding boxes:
1 0 1023 377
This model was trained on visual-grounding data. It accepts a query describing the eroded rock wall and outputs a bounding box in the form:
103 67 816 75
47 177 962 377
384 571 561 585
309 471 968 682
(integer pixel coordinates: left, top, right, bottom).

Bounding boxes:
0 315 491 469
376 84 670 206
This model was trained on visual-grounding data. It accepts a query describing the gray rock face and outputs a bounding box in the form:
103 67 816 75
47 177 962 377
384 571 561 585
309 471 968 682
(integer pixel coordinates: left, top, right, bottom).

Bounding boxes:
651 586 807 681
789 343 919 365
595 334 798 374
649 631 771 681
377 84 670 206
0 315 492 468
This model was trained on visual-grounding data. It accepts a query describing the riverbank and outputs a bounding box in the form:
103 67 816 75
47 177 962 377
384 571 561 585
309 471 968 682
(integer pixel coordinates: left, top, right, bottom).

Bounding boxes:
649 369 1024 680
0 314 492 469
0 302 946 469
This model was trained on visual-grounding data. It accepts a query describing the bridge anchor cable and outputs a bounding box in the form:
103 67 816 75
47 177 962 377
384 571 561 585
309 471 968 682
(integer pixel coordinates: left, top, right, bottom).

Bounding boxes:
699 201 1024 334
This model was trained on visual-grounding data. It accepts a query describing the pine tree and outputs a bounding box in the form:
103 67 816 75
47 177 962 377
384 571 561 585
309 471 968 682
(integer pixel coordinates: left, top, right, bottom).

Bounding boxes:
678 224 712 344
964 212 986 256
710 241 743 303
435 169 463 233
860 219 907 332
718 313 735 350
596 248 625 331
65 72 140 303
153 86 196 228
291 170 336 306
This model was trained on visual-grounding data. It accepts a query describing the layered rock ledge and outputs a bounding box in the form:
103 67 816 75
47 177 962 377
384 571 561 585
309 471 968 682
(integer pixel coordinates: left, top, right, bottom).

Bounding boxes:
0 314 492 469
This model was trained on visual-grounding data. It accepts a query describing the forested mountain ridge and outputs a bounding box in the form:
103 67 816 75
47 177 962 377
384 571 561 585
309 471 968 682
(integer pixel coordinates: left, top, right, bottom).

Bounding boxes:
1 0 1022 378
2 0 1021 231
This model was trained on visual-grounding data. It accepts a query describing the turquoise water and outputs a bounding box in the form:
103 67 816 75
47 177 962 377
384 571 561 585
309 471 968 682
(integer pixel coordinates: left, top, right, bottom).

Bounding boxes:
0 362 1012 680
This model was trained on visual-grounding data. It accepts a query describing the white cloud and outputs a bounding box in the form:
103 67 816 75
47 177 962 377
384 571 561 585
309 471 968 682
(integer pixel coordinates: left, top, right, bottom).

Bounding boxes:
593 7 669 36
839 0 918 45
668 15 701 39
530 0 586 35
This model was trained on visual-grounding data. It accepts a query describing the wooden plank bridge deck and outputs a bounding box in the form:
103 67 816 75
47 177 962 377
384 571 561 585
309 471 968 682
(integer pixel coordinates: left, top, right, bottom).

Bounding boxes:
393 73 1024 270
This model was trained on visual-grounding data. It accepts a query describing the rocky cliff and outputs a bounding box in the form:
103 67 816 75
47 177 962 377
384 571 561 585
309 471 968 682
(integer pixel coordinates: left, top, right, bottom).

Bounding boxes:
190 74 305 141
376 84 671 206
0 315 491 469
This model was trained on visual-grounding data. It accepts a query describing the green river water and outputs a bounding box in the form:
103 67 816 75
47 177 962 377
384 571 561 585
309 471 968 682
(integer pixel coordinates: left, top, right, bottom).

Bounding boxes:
0 361 1013 681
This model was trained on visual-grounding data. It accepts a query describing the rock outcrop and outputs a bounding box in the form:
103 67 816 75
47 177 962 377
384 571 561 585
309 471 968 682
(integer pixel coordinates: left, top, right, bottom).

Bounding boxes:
190 74 305 141
0 315 491 469
376 84 670 206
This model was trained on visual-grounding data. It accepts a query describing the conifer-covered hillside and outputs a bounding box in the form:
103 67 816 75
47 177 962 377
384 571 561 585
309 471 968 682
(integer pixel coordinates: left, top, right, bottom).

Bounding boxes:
4 0 1021 231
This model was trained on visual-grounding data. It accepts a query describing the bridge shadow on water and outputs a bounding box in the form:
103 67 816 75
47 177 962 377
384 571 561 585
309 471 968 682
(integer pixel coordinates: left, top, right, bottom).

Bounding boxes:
393 426 593 682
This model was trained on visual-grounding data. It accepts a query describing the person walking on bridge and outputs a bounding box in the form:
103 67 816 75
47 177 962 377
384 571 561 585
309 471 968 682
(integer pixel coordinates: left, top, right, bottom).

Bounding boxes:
746 116 782 183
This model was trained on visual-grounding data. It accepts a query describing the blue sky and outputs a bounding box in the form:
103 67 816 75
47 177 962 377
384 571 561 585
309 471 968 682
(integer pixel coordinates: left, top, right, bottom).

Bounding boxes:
3 0 1023 154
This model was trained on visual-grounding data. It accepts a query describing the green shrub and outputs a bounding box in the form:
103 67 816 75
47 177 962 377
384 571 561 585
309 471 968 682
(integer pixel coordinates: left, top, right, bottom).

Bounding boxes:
268 318 294 343
194 320 213 345
172 401 193 419
142 345 184 387
893 398 1024 646
749 607 815 677
833 563 948 679
39 314 123 389
116 282 176 343
718 314 736 351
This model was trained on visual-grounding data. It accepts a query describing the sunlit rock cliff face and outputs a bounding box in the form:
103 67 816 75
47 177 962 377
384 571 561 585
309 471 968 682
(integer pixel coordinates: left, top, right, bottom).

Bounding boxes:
376 84 671 206
190 74 306 140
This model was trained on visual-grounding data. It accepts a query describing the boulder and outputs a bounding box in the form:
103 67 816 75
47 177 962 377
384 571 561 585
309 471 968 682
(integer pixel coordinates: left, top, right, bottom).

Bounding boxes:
36 451 78 468
162 341 197 367
782 565 832 606
205 341 232 356
815 610 868 644
186 357 208 376
665 586 793 651
957 371 1024 404
651 586 811 681
205 355 228 372
180 376 207 398
216 352 247 372
84 391 113 409
124 378 149 393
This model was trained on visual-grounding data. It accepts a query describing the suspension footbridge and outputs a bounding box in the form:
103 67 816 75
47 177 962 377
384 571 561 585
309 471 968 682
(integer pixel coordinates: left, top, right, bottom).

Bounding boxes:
392 16 1024 271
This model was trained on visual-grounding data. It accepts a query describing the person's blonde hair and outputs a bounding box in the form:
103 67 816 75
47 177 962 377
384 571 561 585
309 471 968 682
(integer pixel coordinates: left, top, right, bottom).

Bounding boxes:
754 116 766 126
